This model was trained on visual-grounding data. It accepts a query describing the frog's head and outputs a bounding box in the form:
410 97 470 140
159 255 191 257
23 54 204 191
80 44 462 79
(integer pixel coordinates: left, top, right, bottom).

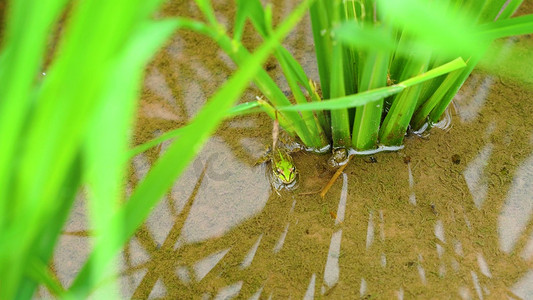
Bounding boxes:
274 164 296 184
273 149 297 184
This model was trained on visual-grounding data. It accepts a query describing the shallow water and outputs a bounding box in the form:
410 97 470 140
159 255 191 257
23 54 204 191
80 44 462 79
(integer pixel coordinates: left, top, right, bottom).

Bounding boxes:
42 1 533 299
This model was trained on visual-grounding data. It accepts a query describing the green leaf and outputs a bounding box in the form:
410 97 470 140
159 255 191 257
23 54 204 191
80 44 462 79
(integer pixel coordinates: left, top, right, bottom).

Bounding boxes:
277 57 466 112
66 0 314 297
376 0 484 59
479 14 533 40
335 21 397 53
235 0 269 37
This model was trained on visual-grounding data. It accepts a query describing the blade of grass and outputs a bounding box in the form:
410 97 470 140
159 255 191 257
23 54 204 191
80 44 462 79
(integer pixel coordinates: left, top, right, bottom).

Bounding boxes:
275 50 329 146
279 48 330 137
176 17 318 147
330 42 352 148
241 0 328 147
226 101 263 117
487 0 524 21
129 99 280 160
335 21 397 54
16 155 82 299
352 50 390 150
277 48 329 137
277 57 466 112
0 0 68 231
128 101 266 159
376 0 484 59
256 99 297 135
66 1 312 296
309 0 333 99
411 68 463 130
1 0 174 298
340 0 360 96
428 9 532 125
329 0 351 148
27 258 65 297
478 14 533 39
84 19 178 297
379 52 430 146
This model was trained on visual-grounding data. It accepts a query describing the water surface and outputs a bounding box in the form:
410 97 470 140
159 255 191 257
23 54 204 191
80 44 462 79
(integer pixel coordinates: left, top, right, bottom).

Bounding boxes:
42 1 533 298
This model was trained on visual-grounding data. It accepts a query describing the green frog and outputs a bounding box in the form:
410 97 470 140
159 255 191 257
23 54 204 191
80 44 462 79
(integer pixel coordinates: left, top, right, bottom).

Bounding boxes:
270 146 298 185
257 117 299 189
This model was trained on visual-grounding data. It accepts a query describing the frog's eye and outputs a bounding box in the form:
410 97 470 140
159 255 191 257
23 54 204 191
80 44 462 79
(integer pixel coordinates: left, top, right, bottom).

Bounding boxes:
289 167 295 173
277 168 283 174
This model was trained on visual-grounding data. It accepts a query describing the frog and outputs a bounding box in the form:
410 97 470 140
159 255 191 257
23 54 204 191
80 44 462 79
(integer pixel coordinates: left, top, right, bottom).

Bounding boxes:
270 146 298 185
256 118 300 189
256 138 299 189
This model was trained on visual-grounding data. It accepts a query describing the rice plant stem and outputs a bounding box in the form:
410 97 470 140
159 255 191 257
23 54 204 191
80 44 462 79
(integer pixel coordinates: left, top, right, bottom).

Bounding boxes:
309 0 333 99
176 18 322 147
352 50 390 150
379 56 429 146
411 68 463 130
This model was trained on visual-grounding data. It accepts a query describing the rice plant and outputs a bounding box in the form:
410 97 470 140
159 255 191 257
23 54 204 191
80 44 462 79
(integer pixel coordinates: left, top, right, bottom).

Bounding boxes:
218 0 533 154
0 0 310 298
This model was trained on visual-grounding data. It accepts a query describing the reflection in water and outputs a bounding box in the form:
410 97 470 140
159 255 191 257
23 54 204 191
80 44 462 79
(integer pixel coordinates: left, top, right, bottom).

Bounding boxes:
471 271 483 300
396 288 404 300
46 1 533 297
464 143 493 209
144 68 181 121
379 210 385 241
176 266 191 284
381 253 387 268
240 234 263 269
499 154 533 253
323 229 342 291
512 270 533 299
435 219 446 243
273 223 290 253
214 281 243 300
146 196 173 245
436 244 446 277
179 137 270 244
249 286 264 300
290 198 297 214
436 244 444 258
407 162 417 205
451 257 460 272
360 278 367 297
303 273 316 300
193 248 230 281
366 211 374 249
148 279 166 299
118 269 147 299
459 286 472 300
133 153 150 180
454 240 464 256
335 173 348 224
462 211 473 231
455 75 493 123
477 253 492 278
53 236 90 287
417 254 427 285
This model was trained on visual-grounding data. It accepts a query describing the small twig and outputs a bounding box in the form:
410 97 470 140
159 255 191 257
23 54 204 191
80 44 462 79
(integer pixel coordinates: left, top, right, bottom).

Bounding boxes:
329 211 343 224
320 155 353 198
